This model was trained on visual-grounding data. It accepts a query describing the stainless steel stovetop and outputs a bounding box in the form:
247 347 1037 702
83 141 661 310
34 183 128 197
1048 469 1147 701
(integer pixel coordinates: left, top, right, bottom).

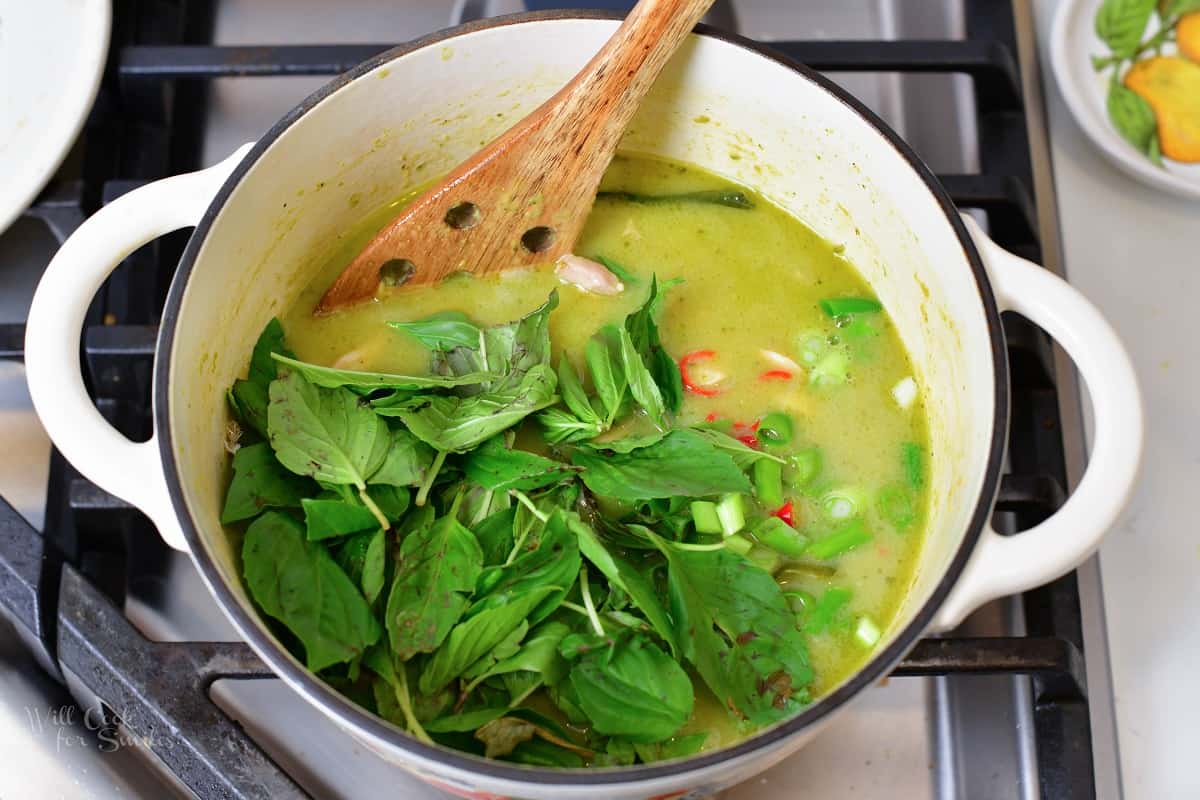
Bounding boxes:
0 2 1117 798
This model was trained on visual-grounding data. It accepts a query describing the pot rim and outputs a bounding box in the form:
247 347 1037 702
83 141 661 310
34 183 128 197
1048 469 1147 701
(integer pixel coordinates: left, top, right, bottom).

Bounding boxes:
155 10 1010 787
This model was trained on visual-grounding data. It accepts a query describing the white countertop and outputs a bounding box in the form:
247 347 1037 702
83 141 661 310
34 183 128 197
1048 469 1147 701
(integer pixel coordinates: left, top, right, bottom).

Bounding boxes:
1033 2 1200 797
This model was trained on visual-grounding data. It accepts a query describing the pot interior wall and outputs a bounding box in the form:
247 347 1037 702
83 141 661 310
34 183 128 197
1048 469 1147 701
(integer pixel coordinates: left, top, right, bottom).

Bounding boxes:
168 18 996 694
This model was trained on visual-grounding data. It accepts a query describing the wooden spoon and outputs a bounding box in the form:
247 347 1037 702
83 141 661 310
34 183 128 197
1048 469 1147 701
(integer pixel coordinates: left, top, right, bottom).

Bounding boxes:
315 0 715 315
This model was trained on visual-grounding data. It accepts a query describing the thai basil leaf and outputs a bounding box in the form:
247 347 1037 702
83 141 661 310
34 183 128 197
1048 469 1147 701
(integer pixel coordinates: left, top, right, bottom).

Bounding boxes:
585 328 627 425
368 427 435 487
477 710 590 762
464 620 570 700
537 407 605 445
363 645 434 743
461 621 530 681
624 276 684 414
333 529 375 588
272 353 495 393
248 317 294 389
361 528 387 605
385 513 484 659
557 358 600 425
390 311 481 351
229 316 295 441
228 316 294 440
655 542 813 724
632 732 709 763
229 380 270 439
267 371 390 489
557 631 616 661
425 706 508 734
471 510 580 625
398 503 437 540
420 586 556 695
548 681 589 727
220 442 314 524
572 429 751 500
242 512 380 671
458 483 510 528
474 506 517 566
475 716 575 760
594 737 638 766
613 325 665 425
537 358 607 445
584 429 667 454
495 291 557 384
463 436 580 491
367 485 411 521
379 363 558 452
433 292 558 389
301 497 378 540
505 739 586 768
566 633 693 743
570 515 676 655
689 427 787 470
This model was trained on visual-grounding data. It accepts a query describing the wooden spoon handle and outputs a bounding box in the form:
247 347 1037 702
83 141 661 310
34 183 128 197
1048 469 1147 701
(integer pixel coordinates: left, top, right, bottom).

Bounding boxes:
316 0 714 313
539 0 716 168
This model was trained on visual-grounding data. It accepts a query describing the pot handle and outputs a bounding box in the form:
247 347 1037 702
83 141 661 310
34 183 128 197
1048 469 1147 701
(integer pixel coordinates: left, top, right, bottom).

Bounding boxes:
24 145 253 552
931 216 1143 630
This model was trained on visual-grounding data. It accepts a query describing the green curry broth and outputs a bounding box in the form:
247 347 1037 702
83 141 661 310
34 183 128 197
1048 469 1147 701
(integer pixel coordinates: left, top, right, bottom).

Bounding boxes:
278 153 929 751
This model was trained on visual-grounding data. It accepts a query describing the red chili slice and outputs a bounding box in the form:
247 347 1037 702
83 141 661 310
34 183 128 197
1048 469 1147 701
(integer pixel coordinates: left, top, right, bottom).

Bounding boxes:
759 369 792 381
679 350 721 397
736 433 759 448
771 500 795 526
704 412 719 423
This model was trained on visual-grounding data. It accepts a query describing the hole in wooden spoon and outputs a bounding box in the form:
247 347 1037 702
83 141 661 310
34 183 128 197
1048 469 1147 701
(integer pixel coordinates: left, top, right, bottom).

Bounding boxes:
379 258 415 287
521 226 556 254
444 202 482 230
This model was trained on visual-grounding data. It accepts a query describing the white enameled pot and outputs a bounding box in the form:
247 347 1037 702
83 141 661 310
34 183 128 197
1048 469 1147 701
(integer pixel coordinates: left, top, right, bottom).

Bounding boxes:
24 13 1142 800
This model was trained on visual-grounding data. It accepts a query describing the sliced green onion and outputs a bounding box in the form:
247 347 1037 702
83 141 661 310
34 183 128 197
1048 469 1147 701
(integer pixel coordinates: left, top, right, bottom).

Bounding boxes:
690 500 723 535
746 546 782 575
854 615 882 647
783 590 815 617
877 484 916 530
796 332 828 366
715 493 746 537
753 459 784 508
787 448 823 488
901 442 925 489
724 533 754 556
755 516 810 558
839 317 878 340
756 412 794 447
807 520 872 561
819 297 882 317
802 586 853 634
820 487 867 521
810 349 849 386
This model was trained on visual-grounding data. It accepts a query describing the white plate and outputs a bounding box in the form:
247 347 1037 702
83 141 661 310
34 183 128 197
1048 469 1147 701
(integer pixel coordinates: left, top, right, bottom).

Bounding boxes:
1050 0 1200 200
0 0 111 236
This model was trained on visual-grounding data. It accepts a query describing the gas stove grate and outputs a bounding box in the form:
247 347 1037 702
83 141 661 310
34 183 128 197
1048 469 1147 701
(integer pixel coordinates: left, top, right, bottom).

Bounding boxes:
0 2 1096 798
